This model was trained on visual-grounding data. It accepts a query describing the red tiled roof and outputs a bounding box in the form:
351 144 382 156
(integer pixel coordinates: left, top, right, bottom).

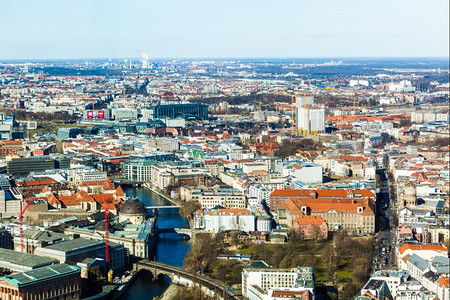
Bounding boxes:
284 198 375 215
437 277 449 288
271 189 374 198
271 290 312 300
116 186 125 196
20 179 55 187
402 254 411 264
398 243 448 255
294 215 326 226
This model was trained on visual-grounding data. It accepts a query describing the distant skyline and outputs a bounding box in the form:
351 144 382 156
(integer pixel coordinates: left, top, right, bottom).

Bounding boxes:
1 0 449 60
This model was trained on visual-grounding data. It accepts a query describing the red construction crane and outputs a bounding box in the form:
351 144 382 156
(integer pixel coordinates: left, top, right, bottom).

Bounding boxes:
18 201 32 253
102 195 110 265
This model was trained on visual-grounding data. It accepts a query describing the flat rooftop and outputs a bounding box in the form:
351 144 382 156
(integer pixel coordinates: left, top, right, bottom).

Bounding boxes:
40 238 103 252
0 248 59 268
1 263 80 287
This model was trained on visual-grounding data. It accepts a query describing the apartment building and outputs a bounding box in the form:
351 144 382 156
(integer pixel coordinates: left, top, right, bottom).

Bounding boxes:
124 160 156 182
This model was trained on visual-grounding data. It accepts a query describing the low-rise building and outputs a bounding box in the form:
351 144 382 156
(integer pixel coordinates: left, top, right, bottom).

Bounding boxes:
242 267 315 300
269 188 375 212
278 197 375 235
64 198 157 260
194 208 255 232
291 215 328 239
34 238 126 273
0 248 59 273
0 263 81 300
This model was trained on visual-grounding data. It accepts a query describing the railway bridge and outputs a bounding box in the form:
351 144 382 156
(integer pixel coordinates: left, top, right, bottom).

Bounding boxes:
134 260 243 299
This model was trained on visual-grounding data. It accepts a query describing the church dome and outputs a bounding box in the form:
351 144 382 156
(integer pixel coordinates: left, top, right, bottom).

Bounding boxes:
404 186 416 197
119 198 146 216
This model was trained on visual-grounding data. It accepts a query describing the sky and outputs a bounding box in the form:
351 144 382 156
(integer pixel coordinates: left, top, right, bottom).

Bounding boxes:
1 0 449 60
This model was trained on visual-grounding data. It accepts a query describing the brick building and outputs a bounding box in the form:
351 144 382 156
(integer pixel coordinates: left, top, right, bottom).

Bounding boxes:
0 140 23 157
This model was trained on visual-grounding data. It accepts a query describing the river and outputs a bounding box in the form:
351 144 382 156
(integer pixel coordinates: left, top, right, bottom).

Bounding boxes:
120 186 191 299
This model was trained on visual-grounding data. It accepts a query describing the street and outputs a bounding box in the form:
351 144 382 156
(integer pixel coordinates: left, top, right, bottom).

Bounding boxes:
373 170 397 271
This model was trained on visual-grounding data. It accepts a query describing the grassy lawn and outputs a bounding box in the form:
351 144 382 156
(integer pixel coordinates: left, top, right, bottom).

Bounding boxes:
337 269 353 282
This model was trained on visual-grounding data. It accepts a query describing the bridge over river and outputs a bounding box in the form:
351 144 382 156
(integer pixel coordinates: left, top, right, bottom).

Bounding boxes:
146 205 180 209
157 227 203 238
135 260 243 300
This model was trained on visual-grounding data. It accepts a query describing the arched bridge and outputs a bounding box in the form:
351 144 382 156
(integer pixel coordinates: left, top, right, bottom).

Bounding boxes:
135 260 243 300
157 227 203 238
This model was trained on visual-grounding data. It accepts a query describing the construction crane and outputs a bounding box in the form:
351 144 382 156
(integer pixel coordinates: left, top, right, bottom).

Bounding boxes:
102 195 110 267
363 290 389 300
251 100 262 111
18 201 32 253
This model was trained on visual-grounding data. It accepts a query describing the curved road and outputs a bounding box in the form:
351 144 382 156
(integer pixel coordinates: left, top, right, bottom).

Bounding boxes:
136 260 243 300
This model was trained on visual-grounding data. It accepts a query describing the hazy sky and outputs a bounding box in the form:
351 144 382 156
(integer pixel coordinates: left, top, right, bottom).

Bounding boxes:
1 0 448 59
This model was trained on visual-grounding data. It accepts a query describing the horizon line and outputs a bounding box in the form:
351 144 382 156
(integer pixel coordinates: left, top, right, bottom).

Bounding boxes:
0 56 449 62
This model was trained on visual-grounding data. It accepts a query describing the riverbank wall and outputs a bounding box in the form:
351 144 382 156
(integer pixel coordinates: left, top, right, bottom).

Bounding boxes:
143 183 181 207
159 283 184 300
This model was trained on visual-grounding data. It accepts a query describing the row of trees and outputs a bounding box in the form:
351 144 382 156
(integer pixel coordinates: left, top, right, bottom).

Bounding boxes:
0 108 76 122
183 233 224 272
178 201 201 223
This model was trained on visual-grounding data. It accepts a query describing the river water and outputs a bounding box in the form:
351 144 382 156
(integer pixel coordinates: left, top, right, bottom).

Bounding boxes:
120 187 191 299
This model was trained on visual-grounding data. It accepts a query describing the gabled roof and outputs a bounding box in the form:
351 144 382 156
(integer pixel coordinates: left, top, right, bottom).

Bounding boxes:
294 215 326 226
115 185 125 196
282 198 375 215
278 198 303 215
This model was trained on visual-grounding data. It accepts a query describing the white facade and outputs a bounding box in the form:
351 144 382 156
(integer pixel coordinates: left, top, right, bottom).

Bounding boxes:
242 267 315 299
195 209 256 232
124 161 154 182
194 194 246 209
76 171 108 183
411 112 449 123
297 107 325 134
163 118 186 128
243 162 269 174
205 212 255 232
389 80 416 92
151 165 172 189
281 162 323 184
248 184 269 205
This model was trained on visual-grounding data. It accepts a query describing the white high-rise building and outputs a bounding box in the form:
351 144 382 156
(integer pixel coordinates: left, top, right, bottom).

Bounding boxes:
296 95 325 135
297 107 325 135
